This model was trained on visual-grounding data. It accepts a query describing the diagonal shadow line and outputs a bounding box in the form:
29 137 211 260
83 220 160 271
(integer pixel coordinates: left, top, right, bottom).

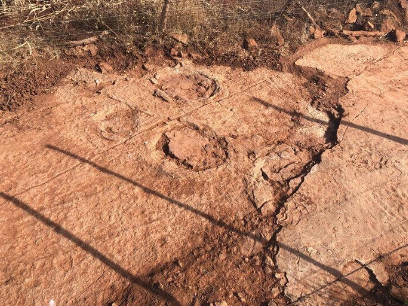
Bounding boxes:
45 144 384 299
252 97 408 146
45 144 264 244
0 192 182 306
280 242 408 304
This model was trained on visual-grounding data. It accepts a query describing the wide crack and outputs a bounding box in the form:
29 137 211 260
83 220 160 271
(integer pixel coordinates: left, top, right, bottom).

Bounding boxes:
265 66 349 295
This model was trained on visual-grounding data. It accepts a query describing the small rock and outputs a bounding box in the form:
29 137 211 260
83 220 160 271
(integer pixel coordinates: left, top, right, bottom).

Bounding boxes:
252 255 261 266
394 29 406 42
85 44 98 57
154 89 171 102
399 0 408 9
170 48 179 58
264 265 273 274
265 255 274 267
271 287 281 298
214 301 228 306
243 38 258 51
150 77 159 85
153 282 163 289
96 62 113 74
271 23 285 46
267 302 278 306
381 18 396 33
364 21 375 31
260 201 278 216
170 33 189 45
361 7 373 17
391 285 408 302
236 292 246 303
380 9 393 16
313 27 325 39
142 63 154 71
219 252 227 261
275 272 288 287
346 8 358 23
371 1 381 11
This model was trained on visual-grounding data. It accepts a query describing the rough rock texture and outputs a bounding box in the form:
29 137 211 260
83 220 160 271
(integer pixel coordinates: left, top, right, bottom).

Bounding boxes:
1 43 407 306
0 60 329 305
277 45 408 305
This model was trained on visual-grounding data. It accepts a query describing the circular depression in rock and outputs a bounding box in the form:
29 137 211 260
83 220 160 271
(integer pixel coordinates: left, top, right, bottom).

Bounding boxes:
160 71 219 101
161 127 228 171
85 103 139 146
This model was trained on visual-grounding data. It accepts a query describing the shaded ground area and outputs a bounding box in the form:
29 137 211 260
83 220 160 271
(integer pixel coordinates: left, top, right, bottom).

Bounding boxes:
0 42 407 306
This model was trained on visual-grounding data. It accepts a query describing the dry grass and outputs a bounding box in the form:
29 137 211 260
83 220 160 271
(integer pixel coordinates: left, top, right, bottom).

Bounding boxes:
0 0 374 67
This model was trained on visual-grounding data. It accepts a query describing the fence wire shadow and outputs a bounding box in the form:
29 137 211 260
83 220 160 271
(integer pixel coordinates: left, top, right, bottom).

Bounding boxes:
27 144 405 300
0 192 183 306
252 97 408 145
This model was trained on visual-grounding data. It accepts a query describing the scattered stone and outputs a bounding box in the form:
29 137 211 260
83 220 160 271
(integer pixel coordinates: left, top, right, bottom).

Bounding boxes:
264 266 273 274
68 36 98 46
380 9 400 21
236 292 246 303
95 62 113 74
371 1 381 11
154 89 171 102
271 23 285 46
84 44 98 57
252 255 261 266
214 301 228 306
343 30 385 37
243 38 258 51
260 201 278 216
170 48 179 58
170 33 189 45
361 7 373 17
346 8 357 23
381 18 396 33
153 282 163 289
394 29 406 42
391 286 408 302
265 255 274 267
275 272 288 287
66 44 98 57
218 251 227 261
271 287 281 298
240 234 263 256
150 77 159 85
364 21 375 31
267 302 278 306
313 27 325 39
142 63 154 71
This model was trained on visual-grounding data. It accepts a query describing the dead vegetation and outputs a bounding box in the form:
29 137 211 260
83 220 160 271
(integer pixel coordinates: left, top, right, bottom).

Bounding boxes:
1 0 407 67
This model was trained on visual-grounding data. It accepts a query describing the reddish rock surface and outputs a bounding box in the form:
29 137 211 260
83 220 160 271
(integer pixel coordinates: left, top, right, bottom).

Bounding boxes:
0 42 407 306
